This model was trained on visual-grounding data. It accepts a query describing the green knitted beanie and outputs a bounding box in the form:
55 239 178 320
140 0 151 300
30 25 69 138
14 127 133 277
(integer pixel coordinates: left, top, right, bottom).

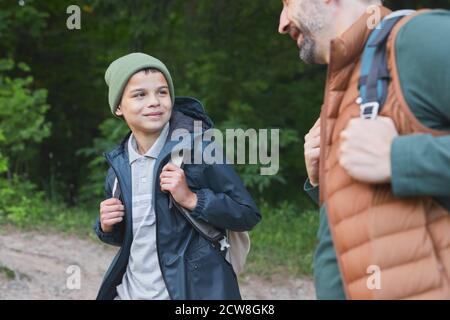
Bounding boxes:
104 52 175 115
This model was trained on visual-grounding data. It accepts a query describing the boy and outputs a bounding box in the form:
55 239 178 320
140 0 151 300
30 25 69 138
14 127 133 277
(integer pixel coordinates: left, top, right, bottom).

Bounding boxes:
94 53 261 300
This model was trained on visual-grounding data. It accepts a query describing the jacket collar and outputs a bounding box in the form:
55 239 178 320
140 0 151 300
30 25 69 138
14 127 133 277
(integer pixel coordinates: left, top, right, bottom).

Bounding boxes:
127 122 170 164
328 6 392 73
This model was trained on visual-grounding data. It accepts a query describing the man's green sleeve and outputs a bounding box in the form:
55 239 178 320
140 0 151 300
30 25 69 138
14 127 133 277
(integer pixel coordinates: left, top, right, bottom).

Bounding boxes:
304 178 319 206
391 10 450 208
391 135 450 198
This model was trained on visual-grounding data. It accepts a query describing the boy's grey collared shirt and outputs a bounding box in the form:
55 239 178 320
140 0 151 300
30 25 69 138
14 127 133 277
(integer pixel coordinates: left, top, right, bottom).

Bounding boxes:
116 123 170 300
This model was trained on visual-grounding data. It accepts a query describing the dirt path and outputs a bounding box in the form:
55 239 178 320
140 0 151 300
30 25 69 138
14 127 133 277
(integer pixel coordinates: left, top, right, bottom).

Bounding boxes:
0 228 315 300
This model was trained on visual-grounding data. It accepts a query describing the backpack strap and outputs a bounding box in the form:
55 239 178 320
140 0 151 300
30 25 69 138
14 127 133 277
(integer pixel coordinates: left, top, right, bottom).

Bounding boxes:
170 198 226 243
112 176 121 199
168 151 228 248
358 10 415 119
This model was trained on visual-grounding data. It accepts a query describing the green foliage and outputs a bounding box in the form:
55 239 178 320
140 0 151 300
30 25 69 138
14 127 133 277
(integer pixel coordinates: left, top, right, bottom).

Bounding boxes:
0 131 8 174
77 117 129 201
0 8 52 226
0 59 51 175
246 202 319 276
0 175 96 236
228 127 301 195
0 0 48 55
0 61 51 144
0 175 46 226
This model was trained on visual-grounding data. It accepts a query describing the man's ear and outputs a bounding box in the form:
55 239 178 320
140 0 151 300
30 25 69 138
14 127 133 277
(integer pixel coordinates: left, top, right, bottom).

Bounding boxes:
115 105 123 117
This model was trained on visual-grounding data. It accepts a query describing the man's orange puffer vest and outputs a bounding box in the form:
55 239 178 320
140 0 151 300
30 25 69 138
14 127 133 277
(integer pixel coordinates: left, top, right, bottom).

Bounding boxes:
319 7 450 299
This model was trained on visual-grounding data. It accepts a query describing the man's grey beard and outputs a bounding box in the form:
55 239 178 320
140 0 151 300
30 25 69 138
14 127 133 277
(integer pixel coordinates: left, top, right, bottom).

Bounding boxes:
298 36 317 64
293 0 329 64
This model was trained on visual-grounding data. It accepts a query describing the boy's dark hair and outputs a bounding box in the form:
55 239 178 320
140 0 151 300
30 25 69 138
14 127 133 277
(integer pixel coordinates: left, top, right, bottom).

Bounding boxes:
142 67 161 75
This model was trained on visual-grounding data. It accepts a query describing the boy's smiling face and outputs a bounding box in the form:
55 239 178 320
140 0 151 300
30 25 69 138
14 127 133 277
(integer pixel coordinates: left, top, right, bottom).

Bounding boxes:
115 69 172 135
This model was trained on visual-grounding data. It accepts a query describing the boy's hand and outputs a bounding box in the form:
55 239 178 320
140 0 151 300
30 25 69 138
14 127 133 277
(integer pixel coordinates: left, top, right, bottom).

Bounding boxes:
99 198 124 233
160 163 198 211
304 118 321 187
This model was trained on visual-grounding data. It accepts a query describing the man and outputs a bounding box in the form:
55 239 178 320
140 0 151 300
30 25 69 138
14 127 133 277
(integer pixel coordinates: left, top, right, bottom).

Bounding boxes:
278 0 450 299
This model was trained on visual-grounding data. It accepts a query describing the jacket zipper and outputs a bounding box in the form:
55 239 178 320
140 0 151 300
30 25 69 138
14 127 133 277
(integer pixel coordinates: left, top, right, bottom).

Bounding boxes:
152 153 174 300
320 42 353 300
319 59 332 205
105 153 174 300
